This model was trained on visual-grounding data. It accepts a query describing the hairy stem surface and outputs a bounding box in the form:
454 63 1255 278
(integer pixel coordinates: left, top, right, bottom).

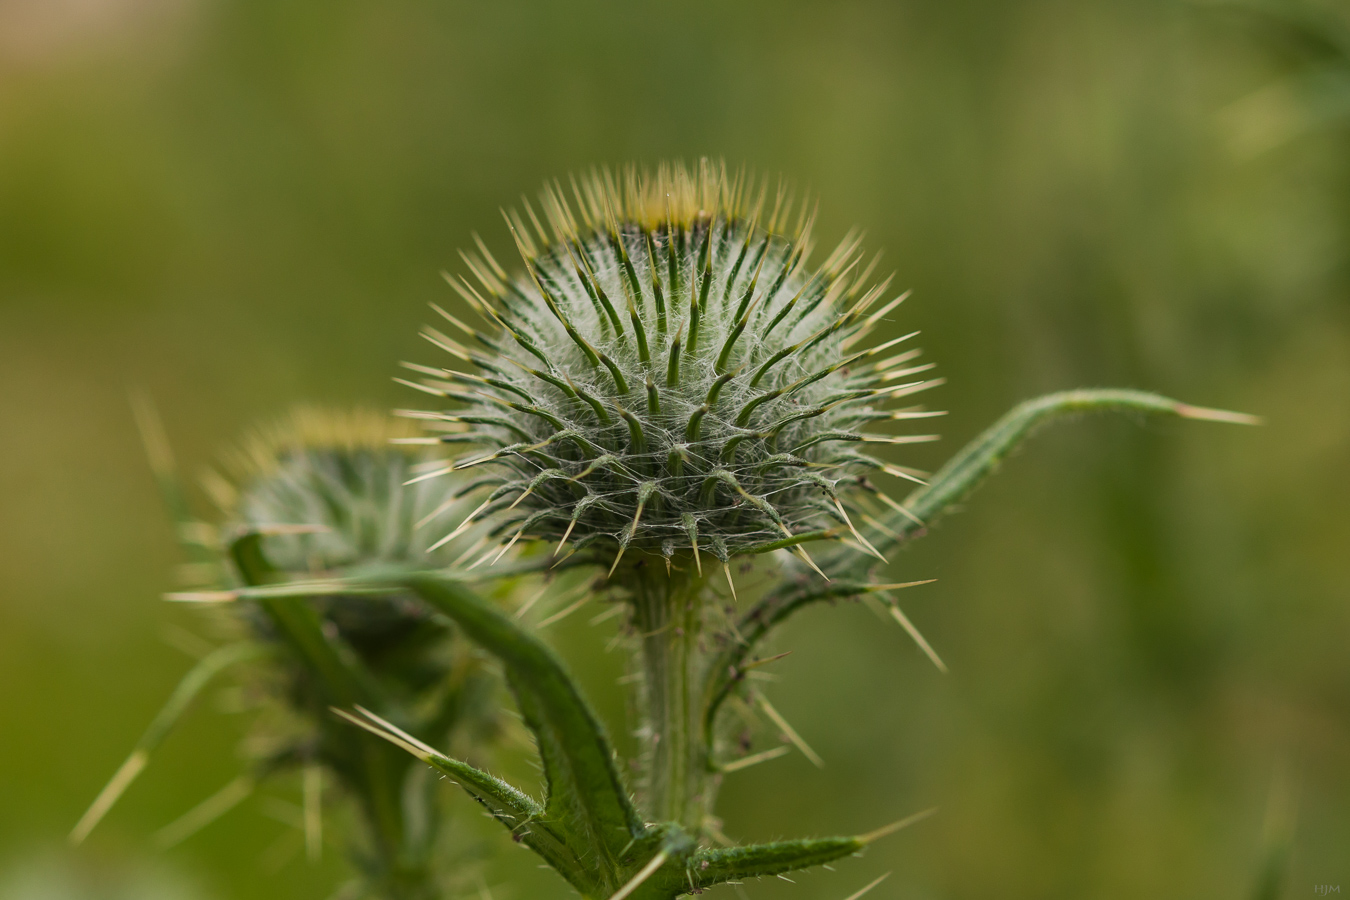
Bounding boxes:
628 562 715 833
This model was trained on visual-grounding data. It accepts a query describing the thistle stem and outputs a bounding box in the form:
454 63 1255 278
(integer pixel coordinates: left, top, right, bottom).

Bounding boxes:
629 565 713 832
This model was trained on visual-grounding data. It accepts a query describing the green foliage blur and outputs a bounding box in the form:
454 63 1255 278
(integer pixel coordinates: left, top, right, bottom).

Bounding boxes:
2 0 1346 897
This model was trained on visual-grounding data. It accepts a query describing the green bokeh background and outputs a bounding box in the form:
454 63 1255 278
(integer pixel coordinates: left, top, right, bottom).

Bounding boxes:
2 1 1347 897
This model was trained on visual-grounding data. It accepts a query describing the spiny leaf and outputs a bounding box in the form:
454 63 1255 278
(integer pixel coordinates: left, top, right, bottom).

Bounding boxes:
333 707 592 891
857 388 1260 562
711 389 1258 757
405 575 645 885
661 808 935 895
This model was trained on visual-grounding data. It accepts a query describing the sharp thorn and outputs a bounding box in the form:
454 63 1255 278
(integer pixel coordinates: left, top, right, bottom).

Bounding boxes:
876 490 925 527
857 807 939 844
607 545 627 579
428 497 492 551
888 603 948 673
537 594 590 628
1174 403 1263 425
757 694 824 768
840 873 891 900
554 517 579 557
719 745 791 773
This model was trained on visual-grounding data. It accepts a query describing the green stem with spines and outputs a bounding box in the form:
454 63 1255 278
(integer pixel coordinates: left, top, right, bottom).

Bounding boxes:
627 561 715 833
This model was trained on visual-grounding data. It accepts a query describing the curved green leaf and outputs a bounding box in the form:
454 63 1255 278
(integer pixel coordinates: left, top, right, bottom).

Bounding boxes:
663 809 935 897
332 707 595 893
707 389 1257 751
863 388 1257 560
405 574 645 891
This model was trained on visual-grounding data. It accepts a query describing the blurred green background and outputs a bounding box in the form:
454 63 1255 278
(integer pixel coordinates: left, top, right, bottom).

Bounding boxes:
2 0 1347 897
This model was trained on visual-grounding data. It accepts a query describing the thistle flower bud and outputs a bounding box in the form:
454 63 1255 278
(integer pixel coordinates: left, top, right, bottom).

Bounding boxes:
407 161 942 572
208 406 489 573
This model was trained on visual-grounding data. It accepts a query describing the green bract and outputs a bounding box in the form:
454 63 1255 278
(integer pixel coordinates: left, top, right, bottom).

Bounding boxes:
403 161 942 573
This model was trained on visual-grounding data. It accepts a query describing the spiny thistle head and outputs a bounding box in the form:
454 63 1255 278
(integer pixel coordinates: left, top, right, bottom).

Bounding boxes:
404 160 943 573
